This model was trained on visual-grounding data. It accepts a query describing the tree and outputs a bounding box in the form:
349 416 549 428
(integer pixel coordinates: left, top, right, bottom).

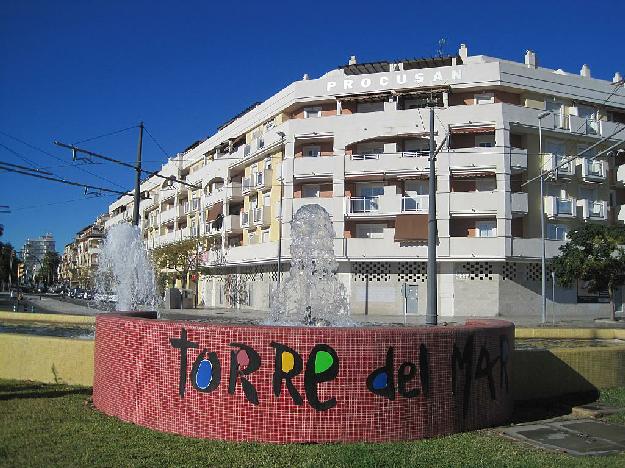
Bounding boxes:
39 251 61 286
0 242 18 289
151 238 202 289
552 223 625 321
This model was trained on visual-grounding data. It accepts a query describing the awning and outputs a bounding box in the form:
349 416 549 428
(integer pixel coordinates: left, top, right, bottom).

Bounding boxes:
340 92 391 103
206 202 223 222
450 171 495 178
394 214 428 241
449 126 495 134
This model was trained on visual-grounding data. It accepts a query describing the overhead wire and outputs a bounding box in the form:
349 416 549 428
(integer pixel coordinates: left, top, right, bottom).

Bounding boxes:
72 125 138 145
0 129 128 190
143 125 171 158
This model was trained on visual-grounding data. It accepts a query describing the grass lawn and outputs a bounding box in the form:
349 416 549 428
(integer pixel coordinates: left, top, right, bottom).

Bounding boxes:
1 380 625 467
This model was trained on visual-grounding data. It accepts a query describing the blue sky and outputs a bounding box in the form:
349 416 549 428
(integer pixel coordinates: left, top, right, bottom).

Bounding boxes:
1 0 624 251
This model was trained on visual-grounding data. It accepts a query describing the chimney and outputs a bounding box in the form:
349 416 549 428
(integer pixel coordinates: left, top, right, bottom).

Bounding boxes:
302 73 309 80
580 64 591 78
348 55 357 65
524 50 537 68
458 43 468 62
614 72 623 84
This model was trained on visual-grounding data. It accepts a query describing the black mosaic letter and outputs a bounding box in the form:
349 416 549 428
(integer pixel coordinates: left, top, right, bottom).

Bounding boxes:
270 342 304 406
304 344 340 411
228 342 261 406
169 328 199 397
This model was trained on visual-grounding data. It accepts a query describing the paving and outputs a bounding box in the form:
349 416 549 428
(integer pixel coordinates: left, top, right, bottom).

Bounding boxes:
1 292 625 328
503 419 625 456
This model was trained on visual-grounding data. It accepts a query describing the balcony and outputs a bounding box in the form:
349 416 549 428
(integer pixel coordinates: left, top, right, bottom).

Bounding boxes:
511 238 566 259
252 206 271 227
345 152 429 176
511 192 528 214
581 159 607 182
544 196 577 218
204 222 221 236
225 182 243 201
293 197 340 219
347 193 402 217
449 237 506 258
401 195 428 212
204 189 224 208
223 214 242 233
242 177 253 195
240 211 250 229
580 199 608 220
160 207 176 224
447 147 527 172
346 229 428 259
569 115 600 136
544 153 575 178
293 155 340 179
449 191 498 214
255 169 272 191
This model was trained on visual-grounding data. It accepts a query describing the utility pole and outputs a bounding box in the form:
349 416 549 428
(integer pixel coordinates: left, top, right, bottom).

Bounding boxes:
133 122 144 226
426 100 438 326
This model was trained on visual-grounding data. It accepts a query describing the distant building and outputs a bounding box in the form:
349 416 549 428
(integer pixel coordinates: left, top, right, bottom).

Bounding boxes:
22 233 55 280
60 214 108 288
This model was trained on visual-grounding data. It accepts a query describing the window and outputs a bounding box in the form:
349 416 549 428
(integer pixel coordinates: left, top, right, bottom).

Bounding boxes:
264 156 272 170
356 101 385 113
475 177 497 191
577 105 597 120
261 229 270 243
357 183 384 198
475 93 494 105
547 224 568 241
248 231 256 245
303 107 321 118
476 221 496 238
263 193 271 206
356 224 385 239
302 145 321 157
475 134 495 148
302 184 320 198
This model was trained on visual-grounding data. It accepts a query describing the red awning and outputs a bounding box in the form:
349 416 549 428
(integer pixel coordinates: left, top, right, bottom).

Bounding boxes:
206 202 223 222
449 126 495 134
394 214 428 241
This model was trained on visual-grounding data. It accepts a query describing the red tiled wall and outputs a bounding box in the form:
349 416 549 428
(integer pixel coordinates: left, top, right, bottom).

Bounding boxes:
93 316 513 443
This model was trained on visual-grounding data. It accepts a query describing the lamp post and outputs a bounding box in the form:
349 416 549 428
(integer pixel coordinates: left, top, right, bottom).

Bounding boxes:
538 111 550 324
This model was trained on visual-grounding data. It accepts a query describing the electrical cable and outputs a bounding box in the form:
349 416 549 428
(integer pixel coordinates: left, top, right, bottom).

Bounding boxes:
143 125 170 158
72 125 138 145
0 130 128 190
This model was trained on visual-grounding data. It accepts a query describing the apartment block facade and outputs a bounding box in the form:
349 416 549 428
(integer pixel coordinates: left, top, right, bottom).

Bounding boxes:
60 214 108 288
22 233 55 281
104 44 625 319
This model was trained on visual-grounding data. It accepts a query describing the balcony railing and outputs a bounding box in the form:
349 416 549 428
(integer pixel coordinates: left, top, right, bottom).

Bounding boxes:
556 198 575 216
240 211 250 228
582 200 607 220
545 153 575 178
242 177 252 195
401 195 428 212
349 196 379 213
581 159 606 182
350 151 428 161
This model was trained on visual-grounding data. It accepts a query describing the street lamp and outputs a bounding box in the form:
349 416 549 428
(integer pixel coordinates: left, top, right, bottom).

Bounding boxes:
538 110 551 324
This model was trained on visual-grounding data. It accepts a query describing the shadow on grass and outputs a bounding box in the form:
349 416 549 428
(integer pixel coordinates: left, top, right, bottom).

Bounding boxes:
0 381 92 401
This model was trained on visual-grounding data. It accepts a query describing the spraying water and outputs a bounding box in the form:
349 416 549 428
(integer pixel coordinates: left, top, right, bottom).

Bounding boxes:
95 223 159 312
267 204 352 326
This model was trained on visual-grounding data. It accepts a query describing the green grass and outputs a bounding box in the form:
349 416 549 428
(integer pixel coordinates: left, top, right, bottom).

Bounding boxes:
1 380 625 468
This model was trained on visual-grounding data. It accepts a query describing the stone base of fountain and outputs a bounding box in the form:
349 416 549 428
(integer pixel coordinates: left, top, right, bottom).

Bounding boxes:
93 315 513 443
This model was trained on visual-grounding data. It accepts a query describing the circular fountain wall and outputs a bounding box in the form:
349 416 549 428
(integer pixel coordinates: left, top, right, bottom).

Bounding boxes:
93 316 513 443
93 207 513 442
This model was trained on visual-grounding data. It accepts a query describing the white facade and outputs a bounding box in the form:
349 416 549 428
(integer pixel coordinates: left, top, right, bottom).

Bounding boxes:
105 44 625 318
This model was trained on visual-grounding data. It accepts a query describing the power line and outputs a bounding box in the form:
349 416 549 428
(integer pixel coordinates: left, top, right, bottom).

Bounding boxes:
0 160 53 175
0 163 128 195
0 142 47 170
143 125 170 158
0 130 127 190
72 125 138 145
10 195 115 212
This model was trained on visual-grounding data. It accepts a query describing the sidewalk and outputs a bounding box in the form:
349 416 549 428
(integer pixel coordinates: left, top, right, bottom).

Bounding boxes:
2 292 624 328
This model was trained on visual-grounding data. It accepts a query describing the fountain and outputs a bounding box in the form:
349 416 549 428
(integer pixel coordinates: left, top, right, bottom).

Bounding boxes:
92 207 514 443
268 204 351 326
94 223 159 317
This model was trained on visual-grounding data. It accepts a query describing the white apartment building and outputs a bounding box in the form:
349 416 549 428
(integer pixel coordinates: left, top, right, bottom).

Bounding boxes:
22 233 56 280
105 44 625 319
